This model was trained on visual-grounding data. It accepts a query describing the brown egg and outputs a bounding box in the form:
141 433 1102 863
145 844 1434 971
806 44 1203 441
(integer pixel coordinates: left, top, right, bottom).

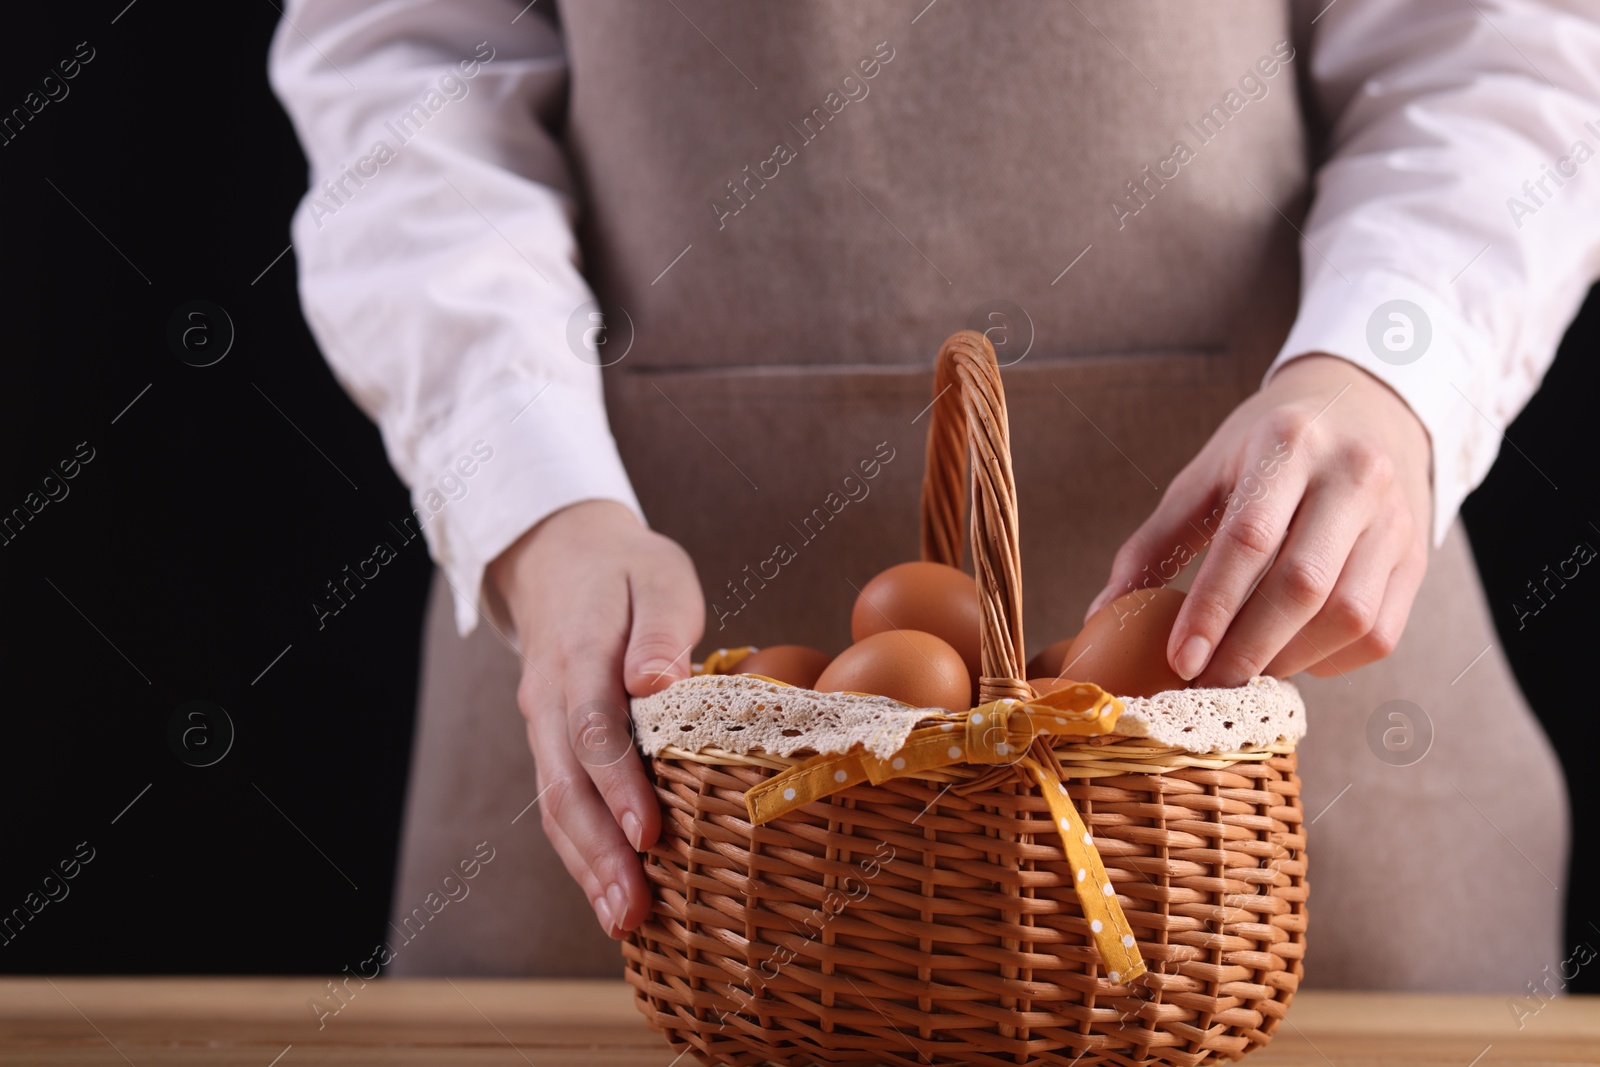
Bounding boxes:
814 630 971 712
1062 587 1189 698
732 644 832 689
851 561 982 682
1025 635 1078 682
1027 676 1075 697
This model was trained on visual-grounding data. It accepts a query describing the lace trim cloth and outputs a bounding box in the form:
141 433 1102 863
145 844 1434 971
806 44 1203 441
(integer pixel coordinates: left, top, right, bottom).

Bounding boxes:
631 671 1305 759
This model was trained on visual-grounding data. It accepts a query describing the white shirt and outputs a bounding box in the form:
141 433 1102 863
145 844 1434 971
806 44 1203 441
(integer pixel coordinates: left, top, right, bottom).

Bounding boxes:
268 0 1600 638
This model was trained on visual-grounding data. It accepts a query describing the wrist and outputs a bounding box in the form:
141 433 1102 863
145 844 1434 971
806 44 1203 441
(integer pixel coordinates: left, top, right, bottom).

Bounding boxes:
488 499 639 605
1273 352 1429 441
1271 349 1435 532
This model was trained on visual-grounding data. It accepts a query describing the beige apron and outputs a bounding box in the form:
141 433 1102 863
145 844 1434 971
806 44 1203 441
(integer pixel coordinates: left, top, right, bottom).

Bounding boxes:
386 1 1566 989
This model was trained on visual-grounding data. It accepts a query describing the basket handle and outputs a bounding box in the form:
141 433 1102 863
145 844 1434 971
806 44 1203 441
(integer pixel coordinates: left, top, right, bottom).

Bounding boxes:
919 330 1030 705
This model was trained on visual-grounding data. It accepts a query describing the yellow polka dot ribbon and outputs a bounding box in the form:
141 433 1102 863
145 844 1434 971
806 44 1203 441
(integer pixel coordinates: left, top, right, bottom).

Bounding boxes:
694 647 754 675
744 682 1146 985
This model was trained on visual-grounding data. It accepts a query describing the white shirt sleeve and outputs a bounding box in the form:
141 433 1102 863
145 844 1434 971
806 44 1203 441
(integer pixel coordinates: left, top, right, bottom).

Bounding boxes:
267 0 643 639
1271 0 1600 548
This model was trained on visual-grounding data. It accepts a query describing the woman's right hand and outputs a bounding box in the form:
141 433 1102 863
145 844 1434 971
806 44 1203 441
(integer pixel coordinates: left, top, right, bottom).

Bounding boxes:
487 499 704 937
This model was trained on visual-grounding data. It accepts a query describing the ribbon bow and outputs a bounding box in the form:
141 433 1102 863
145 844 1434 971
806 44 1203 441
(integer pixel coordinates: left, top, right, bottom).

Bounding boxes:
744 682 1146 984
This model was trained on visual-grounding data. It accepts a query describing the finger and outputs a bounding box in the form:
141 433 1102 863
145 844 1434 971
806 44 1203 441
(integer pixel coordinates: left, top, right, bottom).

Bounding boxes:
540 776 639 941
1305 548 1425 676
528 701 655 934
623 549 706 696
1084 462 1223 623
1167 458 1311 682
527 717 609 919
1264 522 1397 678
1193 479 1373 687
525 718 608 924
542 799 625 940
565 638 664 857
600 557 704 854
514 574 648 934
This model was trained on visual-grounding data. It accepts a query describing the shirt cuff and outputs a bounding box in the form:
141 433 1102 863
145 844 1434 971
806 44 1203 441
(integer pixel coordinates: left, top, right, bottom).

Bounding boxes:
410 376 644 640
1261 267 1497 551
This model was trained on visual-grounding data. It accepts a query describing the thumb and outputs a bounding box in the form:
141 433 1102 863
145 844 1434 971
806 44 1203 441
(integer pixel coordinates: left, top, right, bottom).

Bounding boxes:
1084 471 1217 623
622 564 705 698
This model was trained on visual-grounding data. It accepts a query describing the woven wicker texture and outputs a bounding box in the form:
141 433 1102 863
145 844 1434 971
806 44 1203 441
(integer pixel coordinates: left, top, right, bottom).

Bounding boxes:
919 331 1029 704
623 331 1307 1065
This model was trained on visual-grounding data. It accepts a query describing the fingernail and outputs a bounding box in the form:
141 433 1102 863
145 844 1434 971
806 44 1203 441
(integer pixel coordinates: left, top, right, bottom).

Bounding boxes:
604 883 628 932
621 810 643 851
593 895 615 932
1084 591 1110 623
639 659 681 683
1175 634 1211 681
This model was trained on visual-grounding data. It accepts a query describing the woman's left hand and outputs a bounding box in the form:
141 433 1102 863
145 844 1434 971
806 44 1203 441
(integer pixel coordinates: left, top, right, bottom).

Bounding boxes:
1084 353 1434 687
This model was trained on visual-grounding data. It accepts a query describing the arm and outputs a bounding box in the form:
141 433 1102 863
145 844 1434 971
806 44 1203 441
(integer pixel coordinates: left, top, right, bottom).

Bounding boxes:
1089 0 1600 685
1270 0 1600 550
267 0 642 639
269 0 703 936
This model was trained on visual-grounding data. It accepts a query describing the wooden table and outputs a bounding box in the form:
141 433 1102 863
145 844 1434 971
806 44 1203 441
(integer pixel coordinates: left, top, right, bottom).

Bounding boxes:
2 979 1597 1065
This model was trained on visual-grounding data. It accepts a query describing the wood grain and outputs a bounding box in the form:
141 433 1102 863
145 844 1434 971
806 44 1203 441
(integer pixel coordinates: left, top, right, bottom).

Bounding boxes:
0 979 1595 1065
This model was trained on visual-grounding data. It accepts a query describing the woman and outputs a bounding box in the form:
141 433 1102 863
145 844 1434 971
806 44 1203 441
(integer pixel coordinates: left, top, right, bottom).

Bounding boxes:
269 0 1600 988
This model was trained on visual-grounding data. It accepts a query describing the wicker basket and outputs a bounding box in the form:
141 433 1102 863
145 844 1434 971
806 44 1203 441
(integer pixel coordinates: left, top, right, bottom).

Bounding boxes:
622 331 1308 1066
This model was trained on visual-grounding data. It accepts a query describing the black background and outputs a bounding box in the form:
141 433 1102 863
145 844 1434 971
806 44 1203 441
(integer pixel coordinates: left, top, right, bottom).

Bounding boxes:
2 2 1596 988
